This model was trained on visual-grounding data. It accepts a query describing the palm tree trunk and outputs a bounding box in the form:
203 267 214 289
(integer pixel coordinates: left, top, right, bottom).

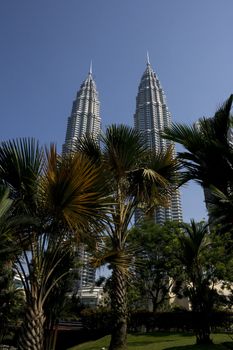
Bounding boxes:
17 301 45 350
109 265 127 350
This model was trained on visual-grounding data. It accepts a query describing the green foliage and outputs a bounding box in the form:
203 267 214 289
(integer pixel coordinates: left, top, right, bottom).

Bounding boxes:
0 186 26 343
129 311 233 334
0 265 25 343
163 95 233 236
80 307 113 333
173 220 233 344
163 95 233 191
68 307 233 336
59 294 86 320
127 220 182 312
174 221 232 312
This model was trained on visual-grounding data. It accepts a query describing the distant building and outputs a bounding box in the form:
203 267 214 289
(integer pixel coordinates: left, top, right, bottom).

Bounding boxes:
76 244 96 288
14 274 24 290
76 285 106 308
63 64 101 288
134 55 182 224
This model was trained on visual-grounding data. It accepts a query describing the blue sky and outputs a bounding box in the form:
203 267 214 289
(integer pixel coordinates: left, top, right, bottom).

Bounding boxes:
1 0 233 222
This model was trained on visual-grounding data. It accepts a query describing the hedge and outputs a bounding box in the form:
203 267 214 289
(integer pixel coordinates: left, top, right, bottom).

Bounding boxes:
80 309 233 333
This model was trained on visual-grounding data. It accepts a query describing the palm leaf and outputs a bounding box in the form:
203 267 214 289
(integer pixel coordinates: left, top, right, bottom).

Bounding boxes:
0 138 43 214
0 187 12 218
208 186 233 234
73 134 102 165
42 145 109 231
163 95 233 197
177 220 210 267
102 124 147 178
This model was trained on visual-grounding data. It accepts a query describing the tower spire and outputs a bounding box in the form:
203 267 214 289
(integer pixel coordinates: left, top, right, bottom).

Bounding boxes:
89 60 92 75
146 51 150 65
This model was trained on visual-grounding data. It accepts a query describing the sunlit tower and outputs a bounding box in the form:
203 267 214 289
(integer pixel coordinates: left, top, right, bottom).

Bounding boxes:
134 54 182 223
63 62 101 154
63 64 101 287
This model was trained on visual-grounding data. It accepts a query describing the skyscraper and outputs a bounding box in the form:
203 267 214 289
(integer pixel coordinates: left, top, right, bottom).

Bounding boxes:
63 63 101 154
134 55 182 223
63 65 101 287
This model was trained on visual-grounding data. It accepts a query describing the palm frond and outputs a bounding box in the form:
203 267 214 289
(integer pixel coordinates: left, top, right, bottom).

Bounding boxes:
0 138 43 213
92 247 135 275
42 145 109 232
73 135 102 165
128 145 179 210
163 95 233 197
178 220 210 262
208 186 233 234
163 123 204 152
103 124 147 177
0 187 12 218
210 94 233 143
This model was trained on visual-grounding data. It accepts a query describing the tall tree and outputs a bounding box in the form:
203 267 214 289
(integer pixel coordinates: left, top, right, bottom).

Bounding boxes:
174 220 230 344
77 124 179 350
0 139 108 350
128 220 181 312
163 96 233 341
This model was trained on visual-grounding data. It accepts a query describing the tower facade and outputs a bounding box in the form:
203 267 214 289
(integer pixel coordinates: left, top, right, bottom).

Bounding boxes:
63 66 101 287
63 64 101 154
134 57 182 223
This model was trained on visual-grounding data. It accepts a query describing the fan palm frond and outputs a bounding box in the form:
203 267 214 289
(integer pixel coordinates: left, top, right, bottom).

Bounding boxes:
74 134 102 165
177 220 210 266
103 124 147 177
163 95 233 197
42 144 109 231
0 138 43 192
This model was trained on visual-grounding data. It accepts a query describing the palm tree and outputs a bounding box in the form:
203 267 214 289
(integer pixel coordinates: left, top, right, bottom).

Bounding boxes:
162 95 233 225
0 139 108 350
175 220 219 344
76 124 179 350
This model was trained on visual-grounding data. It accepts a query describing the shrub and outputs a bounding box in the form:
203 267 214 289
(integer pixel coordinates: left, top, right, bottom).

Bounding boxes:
80 308 113 333
129 311 233 333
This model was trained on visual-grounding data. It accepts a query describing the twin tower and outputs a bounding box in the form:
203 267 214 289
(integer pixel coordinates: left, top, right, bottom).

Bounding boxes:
63 58 182 224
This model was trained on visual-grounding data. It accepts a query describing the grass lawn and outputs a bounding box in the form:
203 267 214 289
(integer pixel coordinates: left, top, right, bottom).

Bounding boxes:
68 332 233 350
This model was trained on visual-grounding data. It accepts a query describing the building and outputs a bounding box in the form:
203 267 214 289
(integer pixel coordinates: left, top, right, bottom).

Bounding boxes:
63 64 101 287
76 285 107 308
63 62 101 154
134 55 182 224
76 244 96 288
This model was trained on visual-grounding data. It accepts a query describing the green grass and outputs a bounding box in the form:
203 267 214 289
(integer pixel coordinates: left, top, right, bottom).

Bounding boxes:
68 332 233 350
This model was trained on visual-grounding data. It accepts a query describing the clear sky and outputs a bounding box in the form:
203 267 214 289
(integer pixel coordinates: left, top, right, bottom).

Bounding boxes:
1 0 233 223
